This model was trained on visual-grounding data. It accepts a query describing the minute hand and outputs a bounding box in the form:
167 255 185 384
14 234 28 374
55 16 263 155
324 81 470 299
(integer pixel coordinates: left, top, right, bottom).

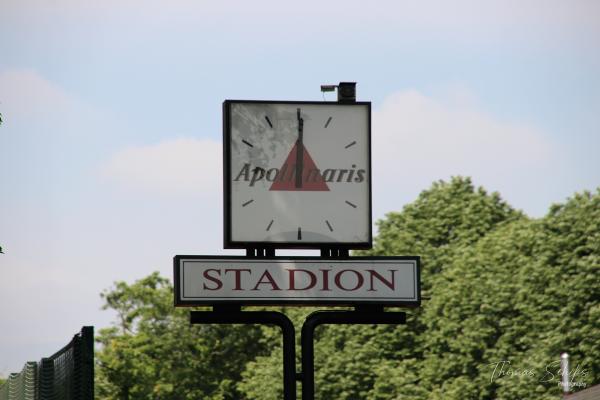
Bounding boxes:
295 108 304 188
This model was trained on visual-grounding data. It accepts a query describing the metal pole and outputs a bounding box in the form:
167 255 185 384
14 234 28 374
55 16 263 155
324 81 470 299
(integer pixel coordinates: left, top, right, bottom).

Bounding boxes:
191 309 296 400
561 353 570 394
300 309 406 400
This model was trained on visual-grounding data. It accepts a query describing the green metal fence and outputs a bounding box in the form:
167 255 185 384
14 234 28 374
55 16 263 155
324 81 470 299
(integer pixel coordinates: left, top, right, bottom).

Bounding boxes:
0 327 93 400
0 363 37 400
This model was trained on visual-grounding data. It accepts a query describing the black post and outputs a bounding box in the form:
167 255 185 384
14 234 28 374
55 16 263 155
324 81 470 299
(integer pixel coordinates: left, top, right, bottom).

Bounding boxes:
246 248 275 257
320 248 349 258
191 309 296 400
38 358 54 400
300 309 406 400
78 326 94 400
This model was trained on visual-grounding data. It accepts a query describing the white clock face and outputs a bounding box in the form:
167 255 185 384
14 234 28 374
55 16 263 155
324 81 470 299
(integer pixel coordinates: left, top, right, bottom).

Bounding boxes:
224 101 371 248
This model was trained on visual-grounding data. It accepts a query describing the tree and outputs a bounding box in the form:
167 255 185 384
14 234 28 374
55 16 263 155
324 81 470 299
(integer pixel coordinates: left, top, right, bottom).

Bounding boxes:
238 177 599 399
367 186 600 399
317 177 522 400
96 178 600 400
239 177 523 399
96 272 267 400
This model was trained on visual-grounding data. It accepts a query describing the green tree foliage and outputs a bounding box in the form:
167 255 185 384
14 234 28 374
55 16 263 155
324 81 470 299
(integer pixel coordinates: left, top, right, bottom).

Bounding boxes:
366 187 600 400
238 177 599 399
239 177 523 399
96 272 267 400
96 177 600 400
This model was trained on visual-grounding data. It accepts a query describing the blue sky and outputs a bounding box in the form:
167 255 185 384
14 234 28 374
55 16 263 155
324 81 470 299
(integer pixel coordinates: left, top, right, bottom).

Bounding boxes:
1 0 599 374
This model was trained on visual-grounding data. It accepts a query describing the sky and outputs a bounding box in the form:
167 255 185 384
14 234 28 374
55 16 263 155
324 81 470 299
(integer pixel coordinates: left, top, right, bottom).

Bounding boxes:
1 0 599 375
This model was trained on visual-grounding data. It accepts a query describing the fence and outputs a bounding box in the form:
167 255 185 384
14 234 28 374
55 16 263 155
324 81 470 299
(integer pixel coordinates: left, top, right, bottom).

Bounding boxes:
0 327 93 400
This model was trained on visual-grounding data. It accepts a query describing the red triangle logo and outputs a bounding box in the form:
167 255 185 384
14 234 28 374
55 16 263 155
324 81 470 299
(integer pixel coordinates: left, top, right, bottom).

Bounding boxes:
270 141 330 191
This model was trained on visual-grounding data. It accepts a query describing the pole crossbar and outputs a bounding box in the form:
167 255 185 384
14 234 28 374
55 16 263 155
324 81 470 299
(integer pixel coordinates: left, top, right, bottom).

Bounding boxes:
190 310 297 400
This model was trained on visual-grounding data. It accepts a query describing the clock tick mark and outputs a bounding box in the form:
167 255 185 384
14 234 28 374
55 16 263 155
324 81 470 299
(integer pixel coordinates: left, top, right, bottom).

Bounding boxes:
325 220 334 232
297 227 302 240
265 116 273 128
266 219 274 231
242 139 254 147
345 200 357 208
345 141 357 149
324 116 332 128
242 199 254 207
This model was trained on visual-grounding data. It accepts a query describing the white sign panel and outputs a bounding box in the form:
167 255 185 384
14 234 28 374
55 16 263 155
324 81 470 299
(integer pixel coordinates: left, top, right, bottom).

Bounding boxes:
174 256 420 306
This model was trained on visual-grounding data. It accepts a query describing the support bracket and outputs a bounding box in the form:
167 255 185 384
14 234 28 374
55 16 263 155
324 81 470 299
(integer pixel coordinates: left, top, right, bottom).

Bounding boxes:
190 309 297 400
300 309 406 400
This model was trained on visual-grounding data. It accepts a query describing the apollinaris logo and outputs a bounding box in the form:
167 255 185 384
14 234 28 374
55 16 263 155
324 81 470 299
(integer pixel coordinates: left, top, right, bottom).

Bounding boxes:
487 360 589 389
234 163 367 189
234 125 368 190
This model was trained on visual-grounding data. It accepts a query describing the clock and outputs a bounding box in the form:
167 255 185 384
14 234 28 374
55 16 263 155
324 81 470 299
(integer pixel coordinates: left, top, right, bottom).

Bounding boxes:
223 100 372 249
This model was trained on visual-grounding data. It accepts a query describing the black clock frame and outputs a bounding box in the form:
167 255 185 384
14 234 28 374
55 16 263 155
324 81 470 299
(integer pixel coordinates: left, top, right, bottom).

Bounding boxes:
223 99 373 250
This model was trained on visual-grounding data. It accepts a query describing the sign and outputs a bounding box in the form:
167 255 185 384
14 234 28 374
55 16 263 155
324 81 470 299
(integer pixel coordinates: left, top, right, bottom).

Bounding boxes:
174 256 420 306
223 101 372 249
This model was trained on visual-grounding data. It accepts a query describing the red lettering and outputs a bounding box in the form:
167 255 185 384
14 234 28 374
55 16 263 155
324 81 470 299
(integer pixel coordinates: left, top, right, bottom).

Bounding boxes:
203 269 223 290
366 269 396 291
252 270 281 291
320 269 332 291
335 269 364 291
224 268 251 290
287 269 317 290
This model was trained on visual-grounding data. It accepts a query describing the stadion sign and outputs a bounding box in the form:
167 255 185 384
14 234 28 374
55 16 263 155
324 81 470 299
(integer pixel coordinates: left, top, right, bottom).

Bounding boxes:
174 256 420 306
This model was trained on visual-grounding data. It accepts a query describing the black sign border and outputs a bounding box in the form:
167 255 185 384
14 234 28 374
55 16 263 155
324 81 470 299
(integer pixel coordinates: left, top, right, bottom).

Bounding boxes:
223 100 373 250
174 255 420 307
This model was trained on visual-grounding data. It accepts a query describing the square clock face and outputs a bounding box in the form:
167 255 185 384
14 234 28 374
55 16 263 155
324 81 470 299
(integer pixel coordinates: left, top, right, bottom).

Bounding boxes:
223 100 372 249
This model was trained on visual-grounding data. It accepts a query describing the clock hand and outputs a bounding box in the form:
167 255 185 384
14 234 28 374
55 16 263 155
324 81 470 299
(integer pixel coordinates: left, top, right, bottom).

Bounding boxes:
295 107 304 188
